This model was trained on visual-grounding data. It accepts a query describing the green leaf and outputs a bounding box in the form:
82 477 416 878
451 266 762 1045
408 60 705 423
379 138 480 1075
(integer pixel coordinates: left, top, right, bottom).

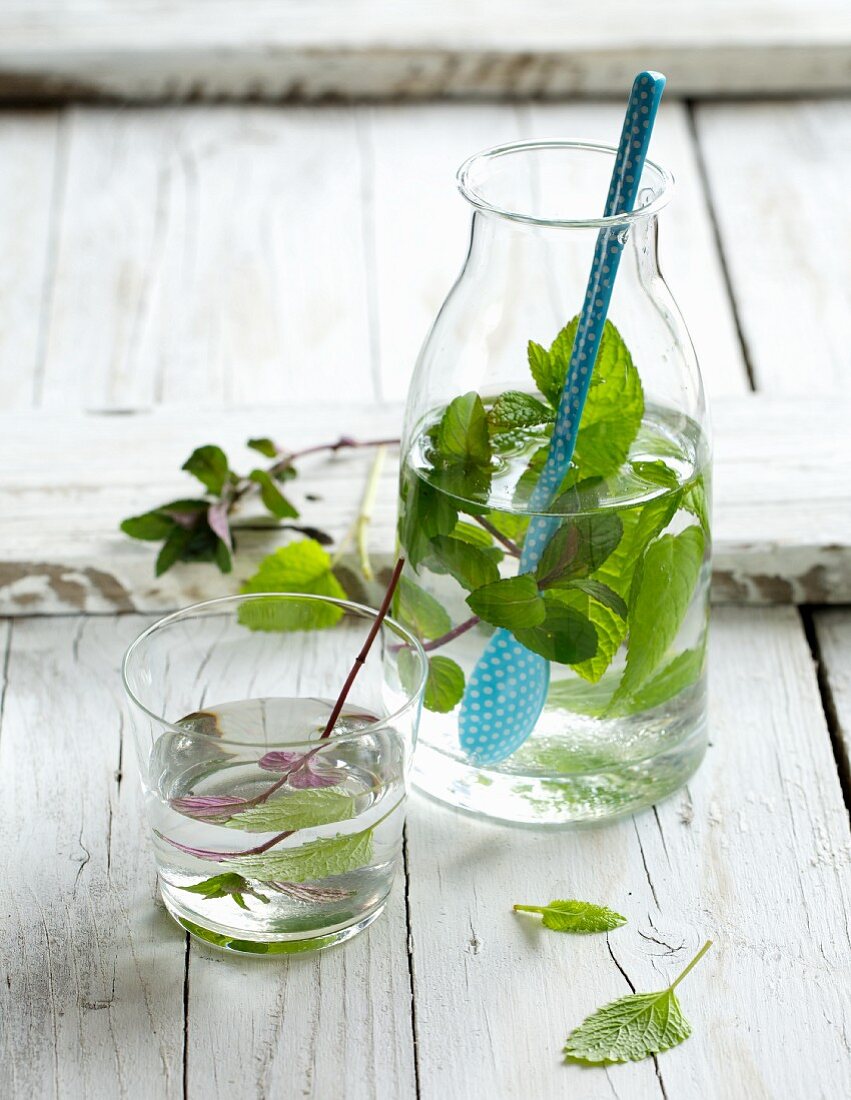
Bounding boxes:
435 392 492 467
683 473 710 535
514 899 626 933
564 579 627 619
225 788 356 833
546 673 619 718
450 520 494 549
429 536 500 591
563 941 712 1064
614 526 706 704
537 513 623 587
239 539 347 631
155 525 194 576
396 575 452 640
513 598 598 665
398 473 458 571
120 510 176 541
485 510 529 545
247 437 278 458
527 339 563 406
182 444 231 495
423 655 465 713
632 459 680 489
180 872 269 909
487 391 555 432
466 574 545 630
222 828 374 883
610 644 706 717
249 468 299 518
214 538 233 574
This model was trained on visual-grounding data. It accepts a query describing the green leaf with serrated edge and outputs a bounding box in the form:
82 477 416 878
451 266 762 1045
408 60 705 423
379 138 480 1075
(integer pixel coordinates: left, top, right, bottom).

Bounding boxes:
487 391 555 432
546 673 619 717
550 476 604 515
399 472 458 571
249 468 299 518
395 575 452 640
247 437 278 458
222 829 374 883
563 941 712 1065
120 511 176 541
466 574 545 630
682 473 710 535
632 459 680 489
613 526 706 706
180 872 269 909
428 536 499 591
450 520 493 549
513 598 598 665
239 539 347 631
422 655 465 713
155 524 194 576
182 444 231 495
435 392 492 467
514 443 550 504
485 510 529 545
527 338 563 406
608 644 706 717
225 788 356 833
564 579 627 619
513 899 626 933
537 513 623 587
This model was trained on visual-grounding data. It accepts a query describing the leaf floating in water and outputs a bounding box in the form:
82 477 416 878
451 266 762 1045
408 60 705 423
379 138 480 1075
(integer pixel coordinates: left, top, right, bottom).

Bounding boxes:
265 881 354 903
170 794 249 821
257 750 346 788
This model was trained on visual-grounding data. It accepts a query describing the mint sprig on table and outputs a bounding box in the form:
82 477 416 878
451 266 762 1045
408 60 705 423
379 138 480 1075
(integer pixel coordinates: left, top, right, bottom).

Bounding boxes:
563 940 713 1064
514 899 627 933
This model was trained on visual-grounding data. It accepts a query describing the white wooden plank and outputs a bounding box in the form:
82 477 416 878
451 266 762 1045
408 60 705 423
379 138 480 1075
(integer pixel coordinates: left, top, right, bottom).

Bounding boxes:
813 609 851 792
405 607 851 1099
1 394 850 613
186 885 416 1099
695 100 851 395
0 111 59 408
1 2 851 98
0 616 185 1098
39 106 375 409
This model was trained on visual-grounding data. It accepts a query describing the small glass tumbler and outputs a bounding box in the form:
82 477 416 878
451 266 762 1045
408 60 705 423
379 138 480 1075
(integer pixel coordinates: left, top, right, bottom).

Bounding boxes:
122 593 427 955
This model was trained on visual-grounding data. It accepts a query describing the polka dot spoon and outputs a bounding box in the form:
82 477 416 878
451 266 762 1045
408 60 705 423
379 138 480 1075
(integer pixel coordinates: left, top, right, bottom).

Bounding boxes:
458 71 667 766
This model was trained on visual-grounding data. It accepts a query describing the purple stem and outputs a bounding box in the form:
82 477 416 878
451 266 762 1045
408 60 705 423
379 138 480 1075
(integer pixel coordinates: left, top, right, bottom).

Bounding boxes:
472 515 521 557
155 827 294 863
423 615 480 652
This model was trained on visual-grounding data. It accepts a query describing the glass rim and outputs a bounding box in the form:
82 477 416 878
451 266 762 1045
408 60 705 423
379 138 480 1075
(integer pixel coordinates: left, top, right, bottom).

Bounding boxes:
456 139 675 229
121 592 429 747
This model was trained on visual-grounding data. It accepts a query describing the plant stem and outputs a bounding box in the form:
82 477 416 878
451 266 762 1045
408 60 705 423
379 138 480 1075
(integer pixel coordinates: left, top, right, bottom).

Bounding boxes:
331 443 387 575
513 904 544 914
271 435 400 477
669 939 713 990
155 827 295 862
319 557 405 739
422 614 480 653
473 515 521 557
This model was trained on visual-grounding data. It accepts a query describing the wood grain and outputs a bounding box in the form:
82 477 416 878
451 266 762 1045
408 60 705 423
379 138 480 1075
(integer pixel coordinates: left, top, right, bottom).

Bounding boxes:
405 607 851 1099
695 100 851 395
1 2 850 99
1 395 849 614
813 609 851 794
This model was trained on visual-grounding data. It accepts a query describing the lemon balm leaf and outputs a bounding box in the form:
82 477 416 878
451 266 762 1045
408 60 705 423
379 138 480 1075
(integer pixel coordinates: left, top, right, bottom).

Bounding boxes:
563 940 713 1065
513 899 627 933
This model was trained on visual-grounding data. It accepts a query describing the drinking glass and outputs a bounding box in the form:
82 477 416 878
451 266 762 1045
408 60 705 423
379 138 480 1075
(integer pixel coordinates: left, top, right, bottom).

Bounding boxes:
122 593 427 954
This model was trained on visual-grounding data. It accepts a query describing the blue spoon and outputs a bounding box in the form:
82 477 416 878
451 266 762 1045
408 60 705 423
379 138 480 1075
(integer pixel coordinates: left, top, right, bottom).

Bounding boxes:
458 71 667 766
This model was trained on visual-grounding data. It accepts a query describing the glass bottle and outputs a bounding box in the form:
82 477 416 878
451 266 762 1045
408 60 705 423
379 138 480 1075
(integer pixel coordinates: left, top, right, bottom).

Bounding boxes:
397 140 711 825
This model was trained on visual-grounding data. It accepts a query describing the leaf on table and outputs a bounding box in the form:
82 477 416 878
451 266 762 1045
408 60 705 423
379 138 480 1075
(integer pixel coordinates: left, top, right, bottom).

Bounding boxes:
396 575 452 640
613 526 706 705
181 444 232 495
239 538 347 631
466 574 545 630
428 536 500 591
514 898 627 933
222 828 375 882
120 510 178 541
155 524 195 576
207 499 233 550
247 437 279 458
249 468 299 518
225 788 356 833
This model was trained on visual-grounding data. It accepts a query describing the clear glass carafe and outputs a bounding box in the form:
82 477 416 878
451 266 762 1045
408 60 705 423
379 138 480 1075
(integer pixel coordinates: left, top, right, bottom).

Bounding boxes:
397 141 711 825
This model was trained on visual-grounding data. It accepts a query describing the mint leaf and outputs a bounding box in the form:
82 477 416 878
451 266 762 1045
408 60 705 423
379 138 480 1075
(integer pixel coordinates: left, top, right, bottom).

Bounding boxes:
488 391 554 432
423 655 465 713
247 437 278 458
485 510 529 545
562 579 627 619
466 574 545 630
396 575 452 640
399 473 458 571
563 941 712 1064
181 872 269 909
435 392 492 467
613 526 706 704
155 525 194 576
537 514 623 587
609 645 706 717
514 598 597 665
429 536 499 591
222 828 374 882
249 468 299 518
450 520 494 549
182 444 231 495
683 473 710 535
632 459 680 489
527 338 563 407
514 899 626 933
225 788 356 833
120 510 176 541
239 539 347 631
546 673 619 717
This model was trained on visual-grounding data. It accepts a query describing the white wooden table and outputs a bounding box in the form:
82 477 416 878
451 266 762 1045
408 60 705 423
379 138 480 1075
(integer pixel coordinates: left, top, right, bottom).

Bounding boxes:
1 97 850 1099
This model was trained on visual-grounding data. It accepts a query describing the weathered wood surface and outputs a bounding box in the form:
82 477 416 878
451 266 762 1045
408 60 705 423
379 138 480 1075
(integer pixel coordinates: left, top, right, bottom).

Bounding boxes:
813 609 851 795
2 395 850 615
1 609 848 1098
406 607 851 1098
1 2 850 99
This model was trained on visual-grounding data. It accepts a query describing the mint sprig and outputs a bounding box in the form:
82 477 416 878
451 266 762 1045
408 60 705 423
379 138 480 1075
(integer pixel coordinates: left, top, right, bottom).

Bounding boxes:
563 941 713 1064
514 899 626 934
